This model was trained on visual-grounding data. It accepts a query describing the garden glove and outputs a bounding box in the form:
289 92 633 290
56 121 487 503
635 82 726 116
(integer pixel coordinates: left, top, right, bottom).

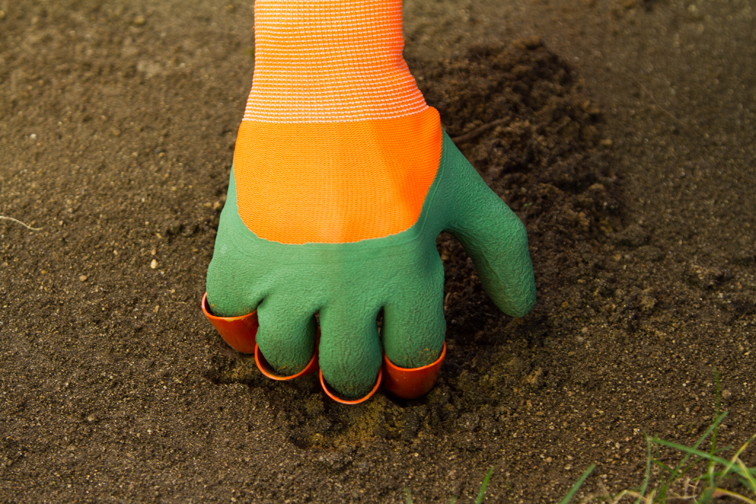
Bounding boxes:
205 0 536 402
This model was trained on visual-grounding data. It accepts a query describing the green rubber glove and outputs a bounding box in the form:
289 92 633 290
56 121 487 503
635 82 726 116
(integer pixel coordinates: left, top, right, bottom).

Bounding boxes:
206 131 535 399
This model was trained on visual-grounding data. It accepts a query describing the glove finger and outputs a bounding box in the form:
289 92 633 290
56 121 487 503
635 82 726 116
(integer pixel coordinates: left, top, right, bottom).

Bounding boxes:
442 135 536 317
382 255 446 368
205 256 265 317
255 295 319 376
318 302 383 399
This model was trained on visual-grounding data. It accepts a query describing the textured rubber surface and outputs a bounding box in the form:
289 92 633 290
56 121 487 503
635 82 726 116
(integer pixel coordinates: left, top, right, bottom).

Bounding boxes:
207 132 536 399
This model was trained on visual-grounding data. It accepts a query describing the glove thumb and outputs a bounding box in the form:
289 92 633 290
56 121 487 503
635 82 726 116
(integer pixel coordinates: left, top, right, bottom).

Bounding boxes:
441 135 536 317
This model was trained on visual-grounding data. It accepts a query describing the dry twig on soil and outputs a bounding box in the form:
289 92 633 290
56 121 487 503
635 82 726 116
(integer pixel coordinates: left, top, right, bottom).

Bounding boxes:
0 215 42 231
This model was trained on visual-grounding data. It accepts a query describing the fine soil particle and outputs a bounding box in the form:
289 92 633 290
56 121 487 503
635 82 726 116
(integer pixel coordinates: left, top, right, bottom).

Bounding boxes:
1 1 754 503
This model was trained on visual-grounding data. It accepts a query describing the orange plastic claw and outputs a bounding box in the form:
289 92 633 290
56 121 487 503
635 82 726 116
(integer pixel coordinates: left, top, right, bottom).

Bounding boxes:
382 342 446 400
201 292 258 354
320 368 383 405
254 342 319 381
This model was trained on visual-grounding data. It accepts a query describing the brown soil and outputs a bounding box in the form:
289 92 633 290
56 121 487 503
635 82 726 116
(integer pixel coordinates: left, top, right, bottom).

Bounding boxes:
1 0 754 503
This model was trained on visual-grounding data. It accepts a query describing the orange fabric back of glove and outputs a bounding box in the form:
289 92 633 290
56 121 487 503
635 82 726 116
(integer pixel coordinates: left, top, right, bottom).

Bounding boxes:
234 0 442 244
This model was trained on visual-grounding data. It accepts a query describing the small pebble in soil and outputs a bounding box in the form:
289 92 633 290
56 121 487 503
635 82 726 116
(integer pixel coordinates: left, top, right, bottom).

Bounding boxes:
150 259 158 269
79 275 88 282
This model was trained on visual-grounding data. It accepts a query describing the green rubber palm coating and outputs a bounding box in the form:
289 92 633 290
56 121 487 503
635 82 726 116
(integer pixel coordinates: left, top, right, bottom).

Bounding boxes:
206 131 536 399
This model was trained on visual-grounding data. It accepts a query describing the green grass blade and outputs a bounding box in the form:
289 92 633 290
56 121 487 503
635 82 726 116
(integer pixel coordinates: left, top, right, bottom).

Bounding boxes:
736 458 756 492
707 368 723 497
557 464 595 504
711 433 756 492
652 438 732 466
670 444 733 486
404 486 412 504
636 436 653 504
474 467 495 504
653 410 726 502
703 457 718 501
660 412 728 484
690 412 728 450
673 457 709 480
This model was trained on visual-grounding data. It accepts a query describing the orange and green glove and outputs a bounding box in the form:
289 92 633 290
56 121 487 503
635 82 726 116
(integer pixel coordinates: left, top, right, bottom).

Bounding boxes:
204 0 536 402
